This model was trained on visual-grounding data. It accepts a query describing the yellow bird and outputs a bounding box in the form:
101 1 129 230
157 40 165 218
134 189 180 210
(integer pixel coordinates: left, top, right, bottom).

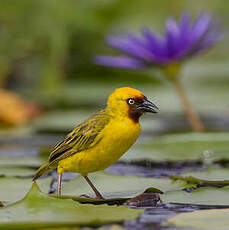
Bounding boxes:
33 87 158 199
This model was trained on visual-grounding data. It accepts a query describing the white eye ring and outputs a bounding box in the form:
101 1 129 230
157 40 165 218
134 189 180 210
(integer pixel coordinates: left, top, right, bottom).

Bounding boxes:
128 98 135 105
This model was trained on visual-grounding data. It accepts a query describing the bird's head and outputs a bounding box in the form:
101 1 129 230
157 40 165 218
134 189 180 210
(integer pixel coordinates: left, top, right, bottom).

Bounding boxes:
107 87 158 122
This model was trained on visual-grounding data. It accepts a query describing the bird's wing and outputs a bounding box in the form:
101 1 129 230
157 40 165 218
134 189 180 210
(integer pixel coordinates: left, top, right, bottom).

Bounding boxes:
48 110 111 166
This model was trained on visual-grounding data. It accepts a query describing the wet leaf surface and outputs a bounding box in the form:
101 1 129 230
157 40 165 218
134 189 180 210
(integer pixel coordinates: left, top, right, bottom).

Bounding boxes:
0 183 143 230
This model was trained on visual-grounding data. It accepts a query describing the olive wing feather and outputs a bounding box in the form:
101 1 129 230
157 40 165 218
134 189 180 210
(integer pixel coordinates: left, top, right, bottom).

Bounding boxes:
48 110 111 166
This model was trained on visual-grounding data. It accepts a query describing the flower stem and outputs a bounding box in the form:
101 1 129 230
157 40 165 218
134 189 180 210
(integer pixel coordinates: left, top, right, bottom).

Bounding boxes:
172 78 205 132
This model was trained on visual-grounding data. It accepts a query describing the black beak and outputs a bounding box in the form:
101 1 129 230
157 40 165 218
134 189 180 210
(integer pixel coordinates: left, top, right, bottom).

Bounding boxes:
137 99 159 113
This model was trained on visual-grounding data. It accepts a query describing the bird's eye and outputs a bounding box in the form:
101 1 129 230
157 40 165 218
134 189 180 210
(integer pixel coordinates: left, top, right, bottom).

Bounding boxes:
127 98 135 105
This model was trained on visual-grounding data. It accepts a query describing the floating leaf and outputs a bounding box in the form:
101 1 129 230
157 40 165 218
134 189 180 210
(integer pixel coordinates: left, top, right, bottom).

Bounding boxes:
61 172 184 199
0 177 51 205
34 110 91 133
0 183 142 229
122 133 229 162
162 186 229 206
51 186 163 206
0 156 44 167
156 166 229 205
166 208 229 230
170 168 229 188
181 167 229 180
0 166 36 177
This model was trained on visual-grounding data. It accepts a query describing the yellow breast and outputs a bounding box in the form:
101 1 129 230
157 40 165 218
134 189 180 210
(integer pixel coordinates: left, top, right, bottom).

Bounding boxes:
58 117 141 176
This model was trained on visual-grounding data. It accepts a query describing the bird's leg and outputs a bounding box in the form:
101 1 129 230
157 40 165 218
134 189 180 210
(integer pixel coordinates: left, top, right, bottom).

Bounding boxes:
57 173 62 196
83 176 104 200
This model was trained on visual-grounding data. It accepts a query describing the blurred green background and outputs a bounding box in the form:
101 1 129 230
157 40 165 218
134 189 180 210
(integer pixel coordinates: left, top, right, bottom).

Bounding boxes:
0 0 229 134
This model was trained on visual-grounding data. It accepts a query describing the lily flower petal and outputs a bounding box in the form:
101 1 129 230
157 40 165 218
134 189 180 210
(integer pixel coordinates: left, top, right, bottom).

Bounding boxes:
94 56 146 69
95 12 222 68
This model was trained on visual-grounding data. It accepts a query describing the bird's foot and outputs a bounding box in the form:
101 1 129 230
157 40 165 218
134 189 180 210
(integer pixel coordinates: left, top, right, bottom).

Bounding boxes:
79 194 105 200
79 194 92 199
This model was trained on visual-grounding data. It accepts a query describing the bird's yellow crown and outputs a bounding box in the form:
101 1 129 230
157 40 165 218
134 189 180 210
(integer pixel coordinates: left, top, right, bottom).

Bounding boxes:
106 87 143 110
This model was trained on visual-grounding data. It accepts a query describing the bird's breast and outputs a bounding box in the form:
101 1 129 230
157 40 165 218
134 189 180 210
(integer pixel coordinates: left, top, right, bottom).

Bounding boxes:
87 118 141 170
58 117 141 175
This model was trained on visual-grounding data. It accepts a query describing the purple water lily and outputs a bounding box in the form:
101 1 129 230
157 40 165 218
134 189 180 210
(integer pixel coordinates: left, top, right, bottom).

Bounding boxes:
95 13 222 69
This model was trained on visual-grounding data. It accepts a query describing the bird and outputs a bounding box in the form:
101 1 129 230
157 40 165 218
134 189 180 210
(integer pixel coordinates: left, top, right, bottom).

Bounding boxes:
33 87 158 199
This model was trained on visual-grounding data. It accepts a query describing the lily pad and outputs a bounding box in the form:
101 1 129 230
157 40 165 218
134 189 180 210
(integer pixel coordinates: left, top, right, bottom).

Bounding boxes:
0 156 44 167
180 167 229 180
170 168 229 188
122 133 229 162
162 186 229 206
166 208 229 230
34 110 92 133
0 183 142 229
61 172 184 199
0 166 36 177
0 177 51 205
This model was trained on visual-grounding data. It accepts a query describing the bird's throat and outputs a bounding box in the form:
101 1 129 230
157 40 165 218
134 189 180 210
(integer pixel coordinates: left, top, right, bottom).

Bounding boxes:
128 108 142 123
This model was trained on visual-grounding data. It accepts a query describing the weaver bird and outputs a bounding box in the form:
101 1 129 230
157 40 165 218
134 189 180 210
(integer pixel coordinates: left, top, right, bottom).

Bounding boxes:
33 87 158 199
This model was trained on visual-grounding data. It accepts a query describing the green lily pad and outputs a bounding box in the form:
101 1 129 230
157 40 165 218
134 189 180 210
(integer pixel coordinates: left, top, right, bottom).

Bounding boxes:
159 168 229 205
162 186 229 206
0 177 51 205
166 208 229 230
0 183 142 229
163 166 229 205
122 133 229 162
61 172 184 199
33 110 92 133
170 168 229 188
170 175 229 188
51 186 163 205
0 166 36 177
181 167 229 180
0 156 44 167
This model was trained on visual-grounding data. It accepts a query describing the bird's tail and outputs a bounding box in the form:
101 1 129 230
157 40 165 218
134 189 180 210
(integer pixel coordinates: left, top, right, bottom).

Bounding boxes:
33 162 51 181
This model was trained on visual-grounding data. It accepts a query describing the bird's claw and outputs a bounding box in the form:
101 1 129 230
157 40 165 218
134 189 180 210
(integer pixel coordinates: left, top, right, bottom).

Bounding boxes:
79 194 105 200
79 194 92 199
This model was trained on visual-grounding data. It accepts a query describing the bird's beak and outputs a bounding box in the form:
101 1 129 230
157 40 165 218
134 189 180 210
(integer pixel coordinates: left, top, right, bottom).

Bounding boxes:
137 99 159 113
